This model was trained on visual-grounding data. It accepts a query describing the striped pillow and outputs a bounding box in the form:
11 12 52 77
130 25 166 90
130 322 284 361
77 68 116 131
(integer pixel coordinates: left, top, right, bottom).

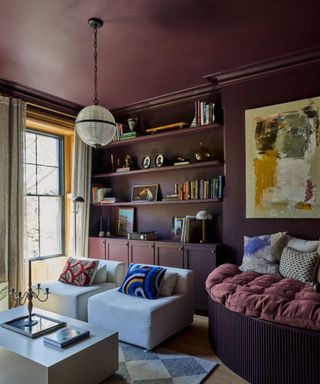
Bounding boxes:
118 264 166 299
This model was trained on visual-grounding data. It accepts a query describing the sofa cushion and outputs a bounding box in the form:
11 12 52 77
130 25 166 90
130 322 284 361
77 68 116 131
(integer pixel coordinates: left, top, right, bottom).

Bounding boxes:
239 232 286 275
279 246 320 283
286 236 320 252
118 264 166 299
58 257 99 286
159 271 178 296
93 265 107 284
206 263 320 331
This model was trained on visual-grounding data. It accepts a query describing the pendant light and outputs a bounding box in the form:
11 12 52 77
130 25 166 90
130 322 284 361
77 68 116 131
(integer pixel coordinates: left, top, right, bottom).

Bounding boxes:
75 18 116 149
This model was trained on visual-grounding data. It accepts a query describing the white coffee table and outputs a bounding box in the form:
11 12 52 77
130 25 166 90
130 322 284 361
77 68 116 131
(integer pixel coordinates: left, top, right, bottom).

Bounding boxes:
0 306 118 384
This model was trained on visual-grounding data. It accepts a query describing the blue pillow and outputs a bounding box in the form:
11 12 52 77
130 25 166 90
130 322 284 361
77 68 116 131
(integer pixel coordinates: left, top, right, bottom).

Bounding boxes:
118 264 166 299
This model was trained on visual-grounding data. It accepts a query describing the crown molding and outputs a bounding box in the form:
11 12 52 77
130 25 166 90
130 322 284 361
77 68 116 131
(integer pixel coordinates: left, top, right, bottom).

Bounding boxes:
204 46 320 87
0 78 82 116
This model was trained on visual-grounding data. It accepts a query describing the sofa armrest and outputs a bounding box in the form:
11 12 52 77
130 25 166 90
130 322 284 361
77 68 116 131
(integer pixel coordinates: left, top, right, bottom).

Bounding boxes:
104 260 125 286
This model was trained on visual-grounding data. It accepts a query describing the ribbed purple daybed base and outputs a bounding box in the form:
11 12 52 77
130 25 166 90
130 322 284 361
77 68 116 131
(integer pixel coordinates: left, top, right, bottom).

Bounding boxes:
209 300 320 384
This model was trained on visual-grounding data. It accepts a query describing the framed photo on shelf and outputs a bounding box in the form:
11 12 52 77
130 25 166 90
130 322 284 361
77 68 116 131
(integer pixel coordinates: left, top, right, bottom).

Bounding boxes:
131 184 159 202
117 207 134 236
171 216 185 239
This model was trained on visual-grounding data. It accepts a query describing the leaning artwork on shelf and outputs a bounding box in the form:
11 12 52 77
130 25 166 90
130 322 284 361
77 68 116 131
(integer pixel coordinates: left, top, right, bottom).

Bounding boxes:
131 184 159 202
171 216 185 239
245 96 320 218
117 207 134 236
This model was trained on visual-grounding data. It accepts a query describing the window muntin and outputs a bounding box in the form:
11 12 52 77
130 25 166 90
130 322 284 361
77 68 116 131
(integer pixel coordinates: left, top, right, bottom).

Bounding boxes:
24 131 64 258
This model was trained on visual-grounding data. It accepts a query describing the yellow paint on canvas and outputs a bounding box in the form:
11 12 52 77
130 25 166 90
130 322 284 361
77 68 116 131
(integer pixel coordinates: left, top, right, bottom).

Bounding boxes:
253 149 277 208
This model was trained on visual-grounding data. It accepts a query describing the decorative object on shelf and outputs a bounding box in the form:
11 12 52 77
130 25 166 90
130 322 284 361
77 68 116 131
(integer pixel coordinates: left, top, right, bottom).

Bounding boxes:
196 210 212 243
173 155 190 166
146 122 188 134
194 142 212 161
75 18 116 149
128 117 138 132
141 155 151 169
98 204 105 237
155 153 165 167
117 207 134 236
116 154 133 173
131 184 159 202
246 96 320 219
73 196 85 256
128 231 158 241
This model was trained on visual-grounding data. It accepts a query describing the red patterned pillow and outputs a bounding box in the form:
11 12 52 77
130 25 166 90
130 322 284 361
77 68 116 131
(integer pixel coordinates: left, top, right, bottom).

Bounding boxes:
58 257 99 286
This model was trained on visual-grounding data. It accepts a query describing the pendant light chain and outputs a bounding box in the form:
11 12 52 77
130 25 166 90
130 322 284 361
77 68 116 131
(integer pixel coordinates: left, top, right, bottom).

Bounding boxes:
93 24 99 105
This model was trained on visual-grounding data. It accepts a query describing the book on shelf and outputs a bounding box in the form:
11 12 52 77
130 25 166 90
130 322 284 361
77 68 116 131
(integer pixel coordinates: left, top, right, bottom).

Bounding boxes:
43 326 90 348
180 216 202 243
173 176 224 201
100 197 123 204
92 185 112 204
194 100 215 126
120 131 140 140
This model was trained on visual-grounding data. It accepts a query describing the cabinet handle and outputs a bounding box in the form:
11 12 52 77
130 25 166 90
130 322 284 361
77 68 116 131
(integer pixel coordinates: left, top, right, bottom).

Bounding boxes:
179 247 183 251
150 244 155 248
125 242 129 246
211 249 216 254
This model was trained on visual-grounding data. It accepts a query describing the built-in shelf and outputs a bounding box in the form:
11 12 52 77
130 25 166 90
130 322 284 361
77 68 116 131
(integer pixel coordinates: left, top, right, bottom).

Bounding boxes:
93 160 224 179
93 198 222 207
101 123 223 149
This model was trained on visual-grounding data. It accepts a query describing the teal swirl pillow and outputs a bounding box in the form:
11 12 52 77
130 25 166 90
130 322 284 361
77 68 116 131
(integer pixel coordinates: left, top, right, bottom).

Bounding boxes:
118 264 166 299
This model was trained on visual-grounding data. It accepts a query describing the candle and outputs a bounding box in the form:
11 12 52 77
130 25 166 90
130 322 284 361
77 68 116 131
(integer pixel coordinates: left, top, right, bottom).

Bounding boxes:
28 259 32 289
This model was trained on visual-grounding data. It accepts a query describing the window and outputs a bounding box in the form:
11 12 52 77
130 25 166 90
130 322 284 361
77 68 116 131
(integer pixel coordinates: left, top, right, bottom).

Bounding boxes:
24 131 64 258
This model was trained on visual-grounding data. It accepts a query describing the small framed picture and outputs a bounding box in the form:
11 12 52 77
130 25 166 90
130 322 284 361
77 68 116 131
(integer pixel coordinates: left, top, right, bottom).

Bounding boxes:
141 155 151 169
131 184 159 202
171 216 185 239
117 207 134 236
155 153 164 167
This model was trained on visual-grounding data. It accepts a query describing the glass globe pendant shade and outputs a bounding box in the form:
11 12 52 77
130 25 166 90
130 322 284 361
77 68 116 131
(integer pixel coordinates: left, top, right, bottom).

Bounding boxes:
75 105 116 148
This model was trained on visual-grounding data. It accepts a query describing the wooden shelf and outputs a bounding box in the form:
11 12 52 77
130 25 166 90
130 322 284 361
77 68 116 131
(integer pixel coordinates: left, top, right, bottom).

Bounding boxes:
100 123 223 149
93 160 224 179
93 198 222 207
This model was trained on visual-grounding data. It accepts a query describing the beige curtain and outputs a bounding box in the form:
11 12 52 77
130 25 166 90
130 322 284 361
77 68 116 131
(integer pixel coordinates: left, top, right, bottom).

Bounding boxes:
0 96 26 308
70 130 92 258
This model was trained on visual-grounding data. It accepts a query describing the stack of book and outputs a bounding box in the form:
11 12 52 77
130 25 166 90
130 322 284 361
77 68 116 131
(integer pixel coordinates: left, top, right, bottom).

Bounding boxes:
120 131 140 140
194 100 215 126
43 326 90 348
92 186 112 204
100 197 122 204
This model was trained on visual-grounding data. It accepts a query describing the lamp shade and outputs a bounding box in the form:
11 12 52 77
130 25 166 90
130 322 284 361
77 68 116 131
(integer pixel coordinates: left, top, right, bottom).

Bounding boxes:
196 210 212 220
75 105 116 148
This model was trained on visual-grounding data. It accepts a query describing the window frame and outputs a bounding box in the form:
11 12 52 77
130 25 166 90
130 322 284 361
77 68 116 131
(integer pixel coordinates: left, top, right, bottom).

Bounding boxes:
25 129 66 260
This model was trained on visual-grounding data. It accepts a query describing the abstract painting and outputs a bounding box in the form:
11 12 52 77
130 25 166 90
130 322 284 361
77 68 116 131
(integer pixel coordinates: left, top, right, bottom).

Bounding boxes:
246 97 320 218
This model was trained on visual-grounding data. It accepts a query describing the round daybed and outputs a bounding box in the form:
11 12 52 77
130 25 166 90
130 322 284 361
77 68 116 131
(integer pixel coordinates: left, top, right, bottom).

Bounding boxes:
206 264 320 384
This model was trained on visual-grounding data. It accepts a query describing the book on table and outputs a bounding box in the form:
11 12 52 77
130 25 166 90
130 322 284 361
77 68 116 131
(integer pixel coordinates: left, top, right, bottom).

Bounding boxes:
43 326 90 348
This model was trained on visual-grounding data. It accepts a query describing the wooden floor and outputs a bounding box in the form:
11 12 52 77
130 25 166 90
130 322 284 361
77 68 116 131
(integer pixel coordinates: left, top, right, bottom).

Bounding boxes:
162 315 248 384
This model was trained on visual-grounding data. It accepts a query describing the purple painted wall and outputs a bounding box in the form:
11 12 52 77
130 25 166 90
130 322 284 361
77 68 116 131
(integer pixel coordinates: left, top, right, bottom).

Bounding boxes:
222 63 320 264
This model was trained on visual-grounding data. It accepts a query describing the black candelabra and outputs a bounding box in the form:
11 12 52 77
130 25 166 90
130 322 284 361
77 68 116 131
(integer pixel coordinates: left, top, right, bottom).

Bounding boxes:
10 259 50 327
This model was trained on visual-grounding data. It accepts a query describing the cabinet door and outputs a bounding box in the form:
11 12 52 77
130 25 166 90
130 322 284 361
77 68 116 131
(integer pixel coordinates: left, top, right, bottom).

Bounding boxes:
155 242 184 268
184 244 217 311
129 241 155 265
108 239 130 271
88 237 106 260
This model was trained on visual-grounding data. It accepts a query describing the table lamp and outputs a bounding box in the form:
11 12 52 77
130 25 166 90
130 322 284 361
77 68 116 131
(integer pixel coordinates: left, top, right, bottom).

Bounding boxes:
196 210 212 243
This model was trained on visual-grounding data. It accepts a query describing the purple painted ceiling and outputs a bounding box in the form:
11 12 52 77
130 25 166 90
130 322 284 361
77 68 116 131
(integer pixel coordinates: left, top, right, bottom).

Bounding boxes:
0 0 319 109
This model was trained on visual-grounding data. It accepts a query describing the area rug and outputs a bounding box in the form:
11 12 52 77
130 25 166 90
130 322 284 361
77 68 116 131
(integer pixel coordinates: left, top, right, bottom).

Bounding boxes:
104 342 218 383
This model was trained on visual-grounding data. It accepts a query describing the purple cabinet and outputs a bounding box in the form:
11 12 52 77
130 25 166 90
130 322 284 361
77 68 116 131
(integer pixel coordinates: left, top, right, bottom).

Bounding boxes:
108 238 130 271
184 244 217 311
88 237 107 260
155 242 184 268
130 240 155 265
